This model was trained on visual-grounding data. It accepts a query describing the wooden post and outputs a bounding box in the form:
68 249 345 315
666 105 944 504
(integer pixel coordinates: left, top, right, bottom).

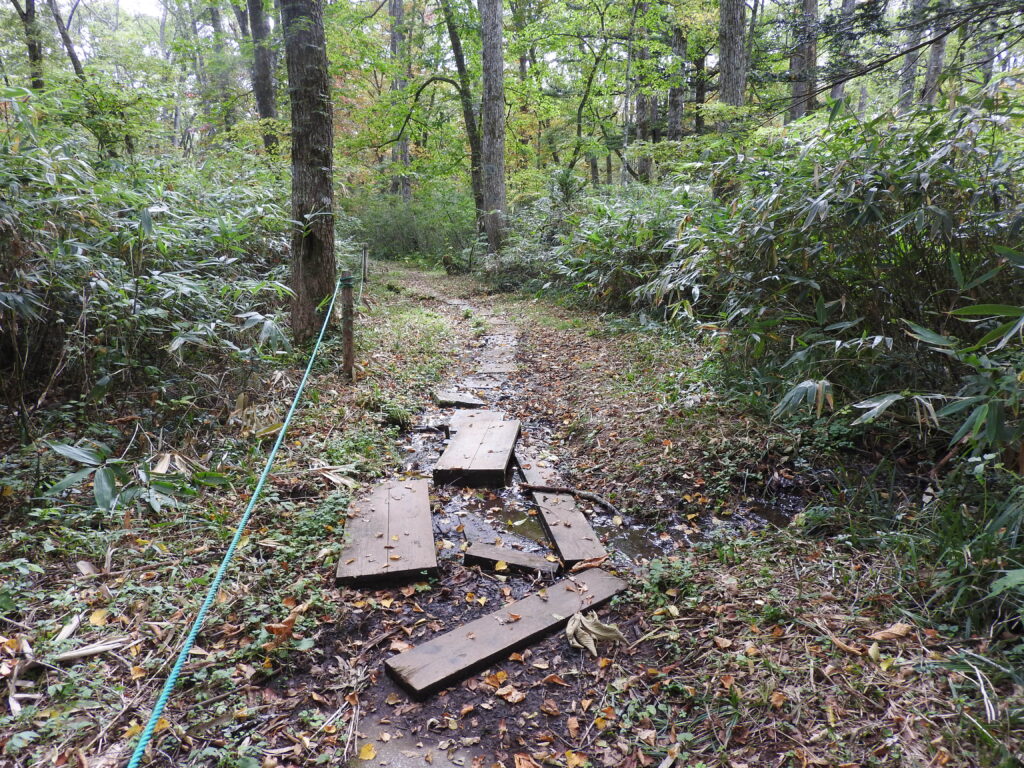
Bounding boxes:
361 243 369 284
341 269 355 381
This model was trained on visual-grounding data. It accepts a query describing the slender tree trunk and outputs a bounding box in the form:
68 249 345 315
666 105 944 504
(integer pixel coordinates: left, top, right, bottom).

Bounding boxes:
788 0 817 121
48 0 85 80
248 0 279 149
605 154 612 185
921 14 948 105
667 26 687 140
718 0 747 111
389 0 411 199
829 0 856 100
9 0 45 90
478 0 506 253
282 0 336 344
439 0 485 224
897 0 927 112
693 53 706 134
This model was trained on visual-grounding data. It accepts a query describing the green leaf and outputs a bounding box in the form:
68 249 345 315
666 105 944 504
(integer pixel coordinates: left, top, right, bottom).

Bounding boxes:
46 466 97 497
993 245 1024 267
902 320 955 347
93 467 116 511
989 569 1024 598
49 442 103 466
851 393 904 425
950 304 1024 318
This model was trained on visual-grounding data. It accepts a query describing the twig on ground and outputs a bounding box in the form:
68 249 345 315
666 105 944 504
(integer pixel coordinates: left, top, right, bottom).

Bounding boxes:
520 484 620 516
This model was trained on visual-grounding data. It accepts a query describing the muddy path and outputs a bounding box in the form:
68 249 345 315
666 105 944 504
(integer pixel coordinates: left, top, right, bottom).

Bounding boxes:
284 270 809 768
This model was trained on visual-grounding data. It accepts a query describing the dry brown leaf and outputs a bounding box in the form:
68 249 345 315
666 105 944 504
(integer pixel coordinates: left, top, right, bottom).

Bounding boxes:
867 622 912 642
770 690 787 709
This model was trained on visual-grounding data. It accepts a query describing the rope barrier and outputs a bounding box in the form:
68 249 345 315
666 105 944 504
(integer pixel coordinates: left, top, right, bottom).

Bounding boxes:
125 276 343 767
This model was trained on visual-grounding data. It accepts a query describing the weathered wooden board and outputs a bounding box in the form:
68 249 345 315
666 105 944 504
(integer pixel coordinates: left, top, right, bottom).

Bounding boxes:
434 421 521 487
336 478 437 585
517 458 607 566
385 568 626 697
435 390 486 408
448 409 506 435
462 376 502 390
464 542 559 575
476 362 517 375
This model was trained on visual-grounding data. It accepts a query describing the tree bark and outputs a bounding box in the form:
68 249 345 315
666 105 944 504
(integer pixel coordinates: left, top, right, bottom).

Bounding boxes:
48 0 85 80
718 0 747 110
829 0 856 100
388 0 411 199
921 9 948 105
667 26 687 140
282 0 336 344
9 0 45 90
693 52 706 134
788 0 817 121
248 0 279 149
440 0 485 225
478 0 506 253
897 0 927 112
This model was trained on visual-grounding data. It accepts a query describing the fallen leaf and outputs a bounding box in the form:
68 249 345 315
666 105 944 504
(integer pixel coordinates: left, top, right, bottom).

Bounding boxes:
868 622 912 642
542 673 570 687
358 742 377 760
770 690 787 709
495 684 526 704
713 637 732 650
540 698 560 716
89 609 109 627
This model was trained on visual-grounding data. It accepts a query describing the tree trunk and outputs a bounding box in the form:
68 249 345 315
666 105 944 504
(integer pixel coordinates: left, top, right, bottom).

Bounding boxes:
388 0 411 199
667 26 687 140
693 53 706 134
478 0 506 253
9 0 45 90
897 0 927 113
829 0 856 100
788 0 817 121
282 0 336 344
921 18 948 105
439 0 485 224
718 0 746 111
248 0 279 149
47 0 85 80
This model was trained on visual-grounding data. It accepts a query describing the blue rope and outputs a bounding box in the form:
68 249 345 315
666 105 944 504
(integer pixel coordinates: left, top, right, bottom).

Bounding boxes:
126 278 343 767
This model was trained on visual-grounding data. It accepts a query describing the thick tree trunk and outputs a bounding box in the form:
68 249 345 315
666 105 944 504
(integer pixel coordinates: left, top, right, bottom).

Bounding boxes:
478 0 506 253
897 0 927 112
282 0 336 344
389 0 411 200
667 27 687 140
440 0 485 224
9 0 45 90
829 0 856 100
248 0 279 149
47 0 85 80
718 0 747 111
788 0 817 121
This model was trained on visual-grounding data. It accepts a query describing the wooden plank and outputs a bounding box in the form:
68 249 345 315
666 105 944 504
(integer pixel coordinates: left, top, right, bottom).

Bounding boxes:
433 420 521 487
476 362 517 375
385 568 626 697
336 479 437 585
435 390 486 408
517 458 607 565
449 409 505 435
464 542 559 575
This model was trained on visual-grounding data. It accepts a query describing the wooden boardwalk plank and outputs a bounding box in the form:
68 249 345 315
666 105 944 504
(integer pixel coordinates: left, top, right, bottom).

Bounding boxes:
385 568 626 697
464 542 559 575
435 390 486 408
434 421 521 487
449 409 505 435
517 458 607 566
336 478 437 585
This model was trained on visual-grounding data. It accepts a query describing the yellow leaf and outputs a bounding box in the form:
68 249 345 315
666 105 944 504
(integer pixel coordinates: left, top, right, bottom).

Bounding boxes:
153 717 171 733
867 642 881 663
130 665 146 680
89 609 110 627
381 598 394 608
358 743 377 761
122 721 143 739
495 561 508 571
